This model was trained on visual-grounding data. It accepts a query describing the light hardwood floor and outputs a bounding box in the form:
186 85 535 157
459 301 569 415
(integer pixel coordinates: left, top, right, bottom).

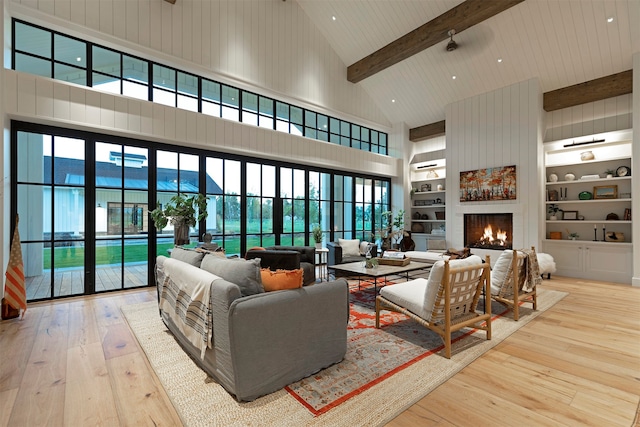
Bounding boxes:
1 276 639 426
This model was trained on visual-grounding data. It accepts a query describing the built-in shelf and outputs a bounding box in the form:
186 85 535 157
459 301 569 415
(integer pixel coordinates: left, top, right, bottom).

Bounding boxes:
542 130 632 284
546 176 631 185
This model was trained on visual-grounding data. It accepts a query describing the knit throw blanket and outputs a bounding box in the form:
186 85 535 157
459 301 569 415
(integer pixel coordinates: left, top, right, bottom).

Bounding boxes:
522 249 542 293
158 258 220 358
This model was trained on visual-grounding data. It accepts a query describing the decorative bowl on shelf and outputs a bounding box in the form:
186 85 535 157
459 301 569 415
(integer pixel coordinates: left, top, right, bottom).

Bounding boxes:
548 173 558 182
564 173 576 181
580 150 595 161
578 191 593 200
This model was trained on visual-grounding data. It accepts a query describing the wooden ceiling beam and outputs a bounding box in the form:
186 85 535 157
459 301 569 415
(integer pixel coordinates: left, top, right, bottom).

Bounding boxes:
347 0 524 83
543 70 632 111
409 121 446 142
410 70 633 142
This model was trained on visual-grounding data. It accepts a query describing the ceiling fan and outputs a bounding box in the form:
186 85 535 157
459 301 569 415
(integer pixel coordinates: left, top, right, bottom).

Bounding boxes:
446 29 458 52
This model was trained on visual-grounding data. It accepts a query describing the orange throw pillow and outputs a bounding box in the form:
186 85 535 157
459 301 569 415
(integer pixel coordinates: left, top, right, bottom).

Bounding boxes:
260 268 304 292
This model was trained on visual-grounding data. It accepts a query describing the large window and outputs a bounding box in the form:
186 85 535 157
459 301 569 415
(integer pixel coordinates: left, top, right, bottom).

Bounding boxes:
13 19 388 155
12 122 391 302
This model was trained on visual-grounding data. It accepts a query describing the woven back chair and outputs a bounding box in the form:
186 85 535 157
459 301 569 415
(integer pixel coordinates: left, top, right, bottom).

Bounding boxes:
491 246 540 321
375 255 492 359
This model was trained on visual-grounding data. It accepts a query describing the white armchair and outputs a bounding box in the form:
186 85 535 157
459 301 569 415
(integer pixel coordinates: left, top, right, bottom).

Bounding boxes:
490 246 540 321
375 255 492 359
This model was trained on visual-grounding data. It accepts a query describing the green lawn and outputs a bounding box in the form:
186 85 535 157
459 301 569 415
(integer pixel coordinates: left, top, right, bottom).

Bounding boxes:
42 226 308 270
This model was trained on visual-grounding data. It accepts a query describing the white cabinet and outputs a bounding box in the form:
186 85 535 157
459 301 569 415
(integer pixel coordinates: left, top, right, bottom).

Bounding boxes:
542 240 633 284
543 131 633 284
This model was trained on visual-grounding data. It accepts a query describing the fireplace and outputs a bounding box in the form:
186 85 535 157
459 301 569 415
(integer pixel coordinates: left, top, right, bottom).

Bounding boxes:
464 213 513 250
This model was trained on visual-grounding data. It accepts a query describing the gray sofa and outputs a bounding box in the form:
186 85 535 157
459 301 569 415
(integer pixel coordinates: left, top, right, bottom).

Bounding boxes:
155 249 349 402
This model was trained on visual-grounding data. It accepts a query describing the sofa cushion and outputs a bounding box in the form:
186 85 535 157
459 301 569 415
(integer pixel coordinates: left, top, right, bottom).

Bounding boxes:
260 268 304 291
171 247 205 267
338 238 360 257
201 254 264 296
423 255 483 321
490 250 513 295
359 241 374 256
379 278 429 319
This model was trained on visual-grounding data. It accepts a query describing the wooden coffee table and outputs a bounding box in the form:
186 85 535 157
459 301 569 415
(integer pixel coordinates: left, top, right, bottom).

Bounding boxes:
329 260 433 293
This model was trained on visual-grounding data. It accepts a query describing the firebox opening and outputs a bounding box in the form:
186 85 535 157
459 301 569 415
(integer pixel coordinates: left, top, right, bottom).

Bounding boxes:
464 213 513 250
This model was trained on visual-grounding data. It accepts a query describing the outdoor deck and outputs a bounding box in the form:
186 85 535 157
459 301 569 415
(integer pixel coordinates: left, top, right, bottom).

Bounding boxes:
25 264 150 300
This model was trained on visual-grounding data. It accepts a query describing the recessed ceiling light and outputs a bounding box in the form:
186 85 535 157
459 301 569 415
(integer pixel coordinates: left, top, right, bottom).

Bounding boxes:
391 99 396 103
497 58 503 63
607 16 614 23
452 75 457 80
332 16 336 21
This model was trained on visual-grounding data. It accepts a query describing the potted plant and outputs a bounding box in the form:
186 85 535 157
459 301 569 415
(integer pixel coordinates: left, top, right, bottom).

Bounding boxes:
547 204 562 221
378 211 394 251
312 224 324 249
150 193 208 246
378 209 405 250
567 230 579 240
604 168 615 179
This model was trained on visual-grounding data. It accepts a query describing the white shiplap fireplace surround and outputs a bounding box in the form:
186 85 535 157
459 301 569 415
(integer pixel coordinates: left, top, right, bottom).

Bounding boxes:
443 78 543 263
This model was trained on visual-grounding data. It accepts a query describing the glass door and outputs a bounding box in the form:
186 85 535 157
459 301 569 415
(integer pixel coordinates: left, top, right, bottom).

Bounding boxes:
16 131 86 299
279 167 306 246
95 142 150 291
245 163 276 249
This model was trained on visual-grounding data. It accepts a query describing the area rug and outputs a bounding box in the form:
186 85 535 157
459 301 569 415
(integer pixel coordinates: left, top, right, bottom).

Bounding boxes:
122 283 566 427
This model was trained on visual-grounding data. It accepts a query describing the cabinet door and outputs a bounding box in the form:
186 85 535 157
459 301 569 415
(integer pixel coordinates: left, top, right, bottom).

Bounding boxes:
583 245 632 283
542 241 584 278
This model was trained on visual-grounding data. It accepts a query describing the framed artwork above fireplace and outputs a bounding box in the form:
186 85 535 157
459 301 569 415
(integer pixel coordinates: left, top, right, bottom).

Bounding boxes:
460 165 517 202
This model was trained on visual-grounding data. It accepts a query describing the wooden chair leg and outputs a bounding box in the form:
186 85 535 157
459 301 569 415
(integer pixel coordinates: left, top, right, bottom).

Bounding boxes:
444 334 452 359
375 297 381 329
513 303 519 321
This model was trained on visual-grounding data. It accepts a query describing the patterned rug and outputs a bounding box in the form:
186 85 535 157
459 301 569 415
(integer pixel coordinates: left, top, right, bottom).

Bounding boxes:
121 281 567 427
286 280 509 415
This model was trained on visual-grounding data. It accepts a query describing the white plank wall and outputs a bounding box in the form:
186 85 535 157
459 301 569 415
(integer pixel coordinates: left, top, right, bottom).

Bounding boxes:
445 78 543 250
544 94 633 141
8 0 390 128
4 69 399 178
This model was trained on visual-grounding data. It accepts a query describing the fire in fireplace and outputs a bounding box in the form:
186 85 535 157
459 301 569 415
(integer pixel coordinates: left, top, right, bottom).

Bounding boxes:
464 213 513 250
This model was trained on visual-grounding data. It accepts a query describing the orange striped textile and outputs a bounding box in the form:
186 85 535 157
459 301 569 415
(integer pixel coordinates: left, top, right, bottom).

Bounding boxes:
4 216 26 318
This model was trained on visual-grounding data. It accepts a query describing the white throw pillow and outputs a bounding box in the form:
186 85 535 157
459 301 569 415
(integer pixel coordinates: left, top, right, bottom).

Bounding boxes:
359 241 372 256
490 250 514 295
423 255 483 321
338 238 361 257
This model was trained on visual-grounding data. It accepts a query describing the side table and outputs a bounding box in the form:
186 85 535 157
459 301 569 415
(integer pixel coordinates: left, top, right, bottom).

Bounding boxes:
315 247 329 281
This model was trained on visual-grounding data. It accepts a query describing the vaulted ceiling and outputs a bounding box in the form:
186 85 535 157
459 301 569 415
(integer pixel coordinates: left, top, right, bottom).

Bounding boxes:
297 0 640 131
